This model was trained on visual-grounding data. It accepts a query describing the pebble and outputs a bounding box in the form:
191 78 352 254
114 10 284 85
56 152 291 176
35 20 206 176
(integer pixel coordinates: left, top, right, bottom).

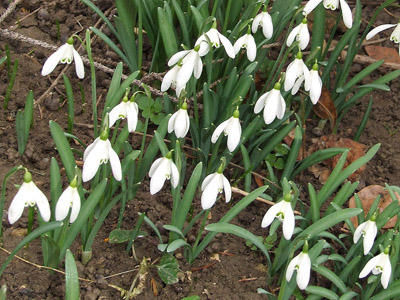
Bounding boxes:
44 95 60 111
37 8 50 21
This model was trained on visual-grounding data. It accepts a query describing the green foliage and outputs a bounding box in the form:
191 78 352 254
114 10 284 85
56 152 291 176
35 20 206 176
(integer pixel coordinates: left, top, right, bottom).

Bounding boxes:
156 254 179 284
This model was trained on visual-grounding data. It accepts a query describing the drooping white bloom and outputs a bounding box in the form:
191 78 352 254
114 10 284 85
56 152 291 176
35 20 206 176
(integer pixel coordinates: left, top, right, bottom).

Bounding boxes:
234 31 257 62
41 37 84 79
195 23 235 58
261 193 295 240
109 96 139 132
55 179 81 223
309 63 322 104
353 215 378 255
359 248 392 289
252 10 273 40
286 246 311 290
168 46 204 88
366 23 400 54
303 0 353 29
161 64 185 97
254 82 286 125
284 51 311 93
287 18 310 50
149 153 179 195
211 109 242 152
82 132 122 182
168 102 190 138
201 171 231 210
8 171 50 224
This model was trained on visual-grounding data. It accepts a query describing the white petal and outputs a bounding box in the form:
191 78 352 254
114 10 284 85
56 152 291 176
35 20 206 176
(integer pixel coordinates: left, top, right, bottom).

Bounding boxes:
32 182 50 222
391 24 400 43
302 61 311 91
359 254 381 278
298 25 310 50
222 175 231 203
283 203 295 240
69 188 81 223
297 253 311 290
201 173 216 191
285 255 299 282
168 110 179 133
193 55 203 79
8 183 29 224
168 50 190 66
340 0 353 29
41 44 68 76
233 35 246 55
218 32 235 58
252 14 263 33
261 202 283 228
211 119 229 143
109 102 124 128
226 118 241 152
366 24 396 40
169 161 180 188
161 65 179 91
287 25 300 48
82 141 103 182
381 256 391 289
353 221 365 244
177 52 196 87
303 0 323 15
284 60 297 91
73 49 84 79
149 159 168 194
309 71 322 104
363 222 377 255
263 92 280 124
127 102 138 132
108 142 122 181
291 75 305 95
83 137 100 161
55 186 75 222
246 35 257 61
149 157 164 177
261 13 273 39
254 92 268 114
201 177 220 209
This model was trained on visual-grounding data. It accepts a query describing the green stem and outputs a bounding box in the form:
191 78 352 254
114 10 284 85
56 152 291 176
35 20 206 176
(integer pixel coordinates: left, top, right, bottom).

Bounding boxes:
85 30 98 138
211 0 220 18
222 0 233 33
191 209 209 256
137 0 143 72
135 117 149 182
27 206 35 235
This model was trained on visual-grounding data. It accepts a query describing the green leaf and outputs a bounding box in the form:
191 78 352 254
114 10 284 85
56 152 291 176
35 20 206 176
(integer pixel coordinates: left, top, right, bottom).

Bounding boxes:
0 284 6 300
306 285 339 300
158 5 178 59
166 239 190 252
157 254 179 284
65 249 80 300
312 265 347 294
181 296 201 300
109 229 133 243
163 225 185 239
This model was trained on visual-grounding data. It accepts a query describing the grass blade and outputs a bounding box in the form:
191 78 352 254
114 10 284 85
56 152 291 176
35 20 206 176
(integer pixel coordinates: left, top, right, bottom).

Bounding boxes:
65 249 80 300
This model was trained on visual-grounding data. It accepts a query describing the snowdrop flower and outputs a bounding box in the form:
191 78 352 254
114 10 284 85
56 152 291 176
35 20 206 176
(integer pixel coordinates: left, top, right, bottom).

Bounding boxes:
309 62 322 104
195 21 235 58
168 45 204 88
201 162 231 210
109 95 139 132
284 51 310 94
353 213 378 255
149 151 179 195
254 82 286 125
168 101 190 138
252 9 273 40
211 108 242 152
8 170 50 224
55 177 81 223
234 28 257 62
303 0 353 29
366 23 400 54
261 192 295 240
287 18 310 50
42 37 84 79
82 130 122 182
286 241 311 290
161 64 185 97
359 247 392 289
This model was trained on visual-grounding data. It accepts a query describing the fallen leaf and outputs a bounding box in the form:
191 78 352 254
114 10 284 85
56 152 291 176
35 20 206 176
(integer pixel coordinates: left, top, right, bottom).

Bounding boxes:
312 86 337 131
11 228 28 237
349 185 400 228
365 45 400 65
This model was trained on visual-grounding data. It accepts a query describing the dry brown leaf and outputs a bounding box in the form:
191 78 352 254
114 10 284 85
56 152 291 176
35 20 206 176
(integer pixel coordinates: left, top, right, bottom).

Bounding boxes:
365 45 400 65
312 87 337 131
349 185 400 229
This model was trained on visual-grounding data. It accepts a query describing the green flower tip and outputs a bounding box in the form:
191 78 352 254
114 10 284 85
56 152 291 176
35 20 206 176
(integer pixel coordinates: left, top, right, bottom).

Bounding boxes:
194 44 201 52
370 212 377 222
23 170 32 183
233 109 240 118
212 19 217 29
274 82 281 90
302 240 309 253
67 37 74 45
181 101 188 110
302 18 307 24
100 129 109 141
70 176 78 188
312 62 318 71
247 26 251 35
384 246 390 255
283 192 292 202
166 150 174 160
122 95 129 102
217 157 226 174
296 51 303 60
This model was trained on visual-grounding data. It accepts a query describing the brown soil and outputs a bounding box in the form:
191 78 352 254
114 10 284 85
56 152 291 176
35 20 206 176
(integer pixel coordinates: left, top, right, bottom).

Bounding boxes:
0 1 399 300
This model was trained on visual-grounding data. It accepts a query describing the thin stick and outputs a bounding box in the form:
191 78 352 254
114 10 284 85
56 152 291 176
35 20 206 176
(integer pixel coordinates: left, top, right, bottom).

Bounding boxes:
0 0 23 25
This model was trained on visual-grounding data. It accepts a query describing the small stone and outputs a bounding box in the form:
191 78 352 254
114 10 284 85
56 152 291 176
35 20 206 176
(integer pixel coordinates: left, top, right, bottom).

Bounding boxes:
37 8 49 21
44 95 60 111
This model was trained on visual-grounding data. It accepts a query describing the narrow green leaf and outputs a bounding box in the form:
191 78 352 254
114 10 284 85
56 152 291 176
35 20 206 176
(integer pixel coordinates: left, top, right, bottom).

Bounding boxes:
63 75 74 133
306 285 339 300
106 62 123 103
65 249 80 300
166 239 190 252
16 110 25 155
158 6 178 59
281 125 302 181
312 265 347 293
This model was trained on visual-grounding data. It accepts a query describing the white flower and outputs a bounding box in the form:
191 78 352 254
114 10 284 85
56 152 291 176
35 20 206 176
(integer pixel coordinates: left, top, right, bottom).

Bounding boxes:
168 102 190 138
309 63 322 104
252 11 273 40
284 52 311 93
201 171 231 210
41 37 84 79
168 47 204 88
366 23 400 54
287 18 310 50
149 153 179 195
261 193 295 240
109 96 139 132
82 133 122 182
234 32 257 62
286 248 311 290
55 180 81 223
195 25 235 58
353 216 377 255
161 64 185 97
303 0 352 29
254 82 286 125
359 249 391 289
8 171 50 224
211 109 242 152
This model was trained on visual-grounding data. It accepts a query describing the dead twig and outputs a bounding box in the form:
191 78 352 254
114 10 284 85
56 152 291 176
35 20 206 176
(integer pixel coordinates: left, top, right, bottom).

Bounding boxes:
0 0 23 25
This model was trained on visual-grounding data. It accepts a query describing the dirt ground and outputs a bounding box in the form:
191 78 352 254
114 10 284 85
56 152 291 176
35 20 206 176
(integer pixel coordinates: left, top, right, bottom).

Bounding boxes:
0 1 399 299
